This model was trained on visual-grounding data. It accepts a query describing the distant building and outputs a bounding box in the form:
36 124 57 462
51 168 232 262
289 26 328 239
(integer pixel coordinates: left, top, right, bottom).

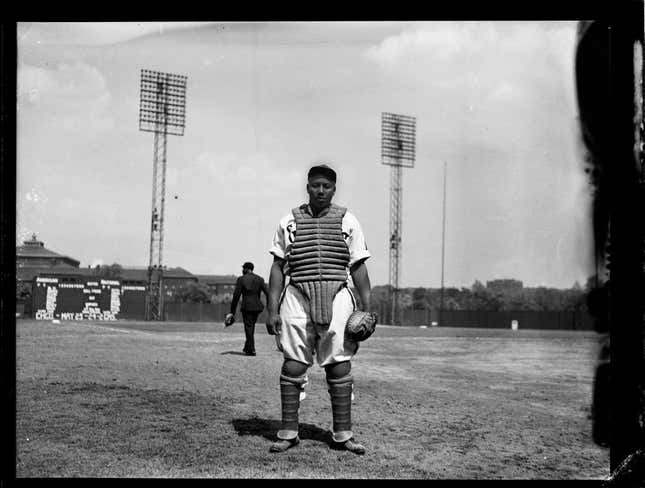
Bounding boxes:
16 234 82 289
15 234 241 316
17 234 80 268
119 266 198 297
16 234 197 296
194 274 237 302
486 279 524 295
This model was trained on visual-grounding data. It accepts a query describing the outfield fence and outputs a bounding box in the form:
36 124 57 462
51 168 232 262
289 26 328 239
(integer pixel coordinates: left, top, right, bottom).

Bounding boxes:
19 292 596 331
163 302 595 331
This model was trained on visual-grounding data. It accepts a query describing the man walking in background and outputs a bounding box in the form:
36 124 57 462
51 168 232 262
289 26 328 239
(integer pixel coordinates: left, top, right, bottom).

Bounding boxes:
226 262 269 356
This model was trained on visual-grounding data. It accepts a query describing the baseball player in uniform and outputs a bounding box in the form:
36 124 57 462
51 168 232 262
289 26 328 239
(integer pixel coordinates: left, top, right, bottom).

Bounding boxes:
265 163 373 454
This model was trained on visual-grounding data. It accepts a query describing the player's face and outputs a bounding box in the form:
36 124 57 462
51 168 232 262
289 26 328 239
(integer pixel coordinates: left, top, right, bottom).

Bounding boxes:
307 175 336 210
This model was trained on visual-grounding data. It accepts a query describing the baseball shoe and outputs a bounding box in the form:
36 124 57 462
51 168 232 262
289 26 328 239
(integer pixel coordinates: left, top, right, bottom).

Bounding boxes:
269 436 300 453
337 438 366 455
243 350 256 356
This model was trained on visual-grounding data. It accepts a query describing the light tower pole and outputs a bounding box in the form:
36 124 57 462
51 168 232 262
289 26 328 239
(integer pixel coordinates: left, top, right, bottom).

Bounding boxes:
139 69 187 321
381 112 416 326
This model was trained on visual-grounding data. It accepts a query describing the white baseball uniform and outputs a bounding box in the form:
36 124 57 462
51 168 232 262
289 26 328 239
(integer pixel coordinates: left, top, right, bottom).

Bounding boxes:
270 205 371 366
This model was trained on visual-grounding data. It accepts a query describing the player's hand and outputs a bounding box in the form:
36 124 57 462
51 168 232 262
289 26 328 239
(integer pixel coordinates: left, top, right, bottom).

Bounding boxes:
266 314 282 335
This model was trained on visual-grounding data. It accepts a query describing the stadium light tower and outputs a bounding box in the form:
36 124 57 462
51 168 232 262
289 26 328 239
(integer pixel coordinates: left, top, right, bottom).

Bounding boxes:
381 112 416 326
139 69 187 321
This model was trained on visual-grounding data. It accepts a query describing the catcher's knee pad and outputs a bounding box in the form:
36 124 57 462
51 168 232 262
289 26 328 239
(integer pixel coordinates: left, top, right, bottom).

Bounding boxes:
327 374 354 442
279 374 307 439
282 359 308 378
325 360 351 380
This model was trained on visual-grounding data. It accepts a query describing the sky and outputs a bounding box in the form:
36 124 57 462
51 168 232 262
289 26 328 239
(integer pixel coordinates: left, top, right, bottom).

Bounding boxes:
16 21 594 289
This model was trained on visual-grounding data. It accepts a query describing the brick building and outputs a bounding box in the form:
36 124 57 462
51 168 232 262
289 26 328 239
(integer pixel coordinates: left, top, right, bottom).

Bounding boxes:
16 234 83 292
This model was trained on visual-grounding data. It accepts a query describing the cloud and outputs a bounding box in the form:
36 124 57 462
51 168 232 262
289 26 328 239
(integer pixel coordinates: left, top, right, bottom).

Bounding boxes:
487 80 524 103
195 152 258 182
18 22 216 47
365 23 473 67
18 61 114 134
363 21 579 166
363 21 576 83
191 151 301 197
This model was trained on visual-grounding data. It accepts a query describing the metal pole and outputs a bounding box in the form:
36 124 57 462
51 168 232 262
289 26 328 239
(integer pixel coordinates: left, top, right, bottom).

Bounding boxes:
390 163 402 325
157 91 169 321
440 161 447 325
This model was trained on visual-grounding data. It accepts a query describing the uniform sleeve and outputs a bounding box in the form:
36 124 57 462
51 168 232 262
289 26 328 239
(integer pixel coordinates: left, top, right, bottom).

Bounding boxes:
344 212 371 268
269 219 286 259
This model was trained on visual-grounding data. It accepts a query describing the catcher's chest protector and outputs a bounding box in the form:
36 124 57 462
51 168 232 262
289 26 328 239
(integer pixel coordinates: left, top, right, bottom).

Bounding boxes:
289 204 350 325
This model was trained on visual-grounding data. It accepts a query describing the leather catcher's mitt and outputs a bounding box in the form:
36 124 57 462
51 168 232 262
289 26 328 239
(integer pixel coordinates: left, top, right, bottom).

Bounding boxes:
345 311 378 342
224 313 235 327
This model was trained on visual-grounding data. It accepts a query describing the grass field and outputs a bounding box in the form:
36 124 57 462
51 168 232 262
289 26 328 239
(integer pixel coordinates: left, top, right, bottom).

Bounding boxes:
15 319 609 479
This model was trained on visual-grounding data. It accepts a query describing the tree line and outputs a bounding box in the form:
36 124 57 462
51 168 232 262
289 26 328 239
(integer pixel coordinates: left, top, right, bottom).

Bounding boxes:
169 277 599 313
368 277 597 312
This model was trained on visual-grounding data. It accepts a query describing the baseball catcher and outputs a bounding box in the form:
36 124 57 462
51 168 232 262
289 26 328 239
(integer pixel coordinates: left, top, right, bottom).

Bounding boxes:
265 163 373 455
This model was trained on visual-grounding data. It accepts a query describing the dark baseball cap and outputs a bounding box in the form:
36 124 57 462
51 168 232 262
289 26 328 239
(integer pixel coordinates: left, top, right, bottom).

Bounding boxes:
307 163 337 183
242 262 254 270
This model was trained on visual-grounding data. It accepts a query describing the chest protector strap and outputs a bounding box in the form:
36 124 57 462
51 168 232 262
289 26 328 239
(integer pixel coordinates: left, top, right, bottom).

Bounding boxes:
289 204 350 325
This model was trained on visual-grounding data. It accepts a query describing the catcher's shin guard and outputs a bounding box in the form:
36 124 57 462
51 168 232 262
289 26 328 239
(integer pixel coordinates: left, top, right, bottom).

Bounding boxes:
278 374 307 440
327 374 354 443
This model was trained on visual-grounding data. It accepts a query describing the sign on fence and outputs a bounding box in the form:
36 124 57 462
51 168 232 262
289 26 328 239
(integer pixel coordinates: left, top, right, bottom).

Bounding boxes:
32 277 147 321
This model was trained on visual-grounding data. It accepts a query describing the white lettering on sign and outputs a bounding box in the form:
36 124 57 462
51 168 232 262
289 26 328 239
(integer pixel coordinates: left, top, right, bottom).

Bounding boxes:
35 310 53 320
110 288 121 314
100 280 120 286
46 286 58 313
122 286 146 291
70 311 118 321
36 277 59 283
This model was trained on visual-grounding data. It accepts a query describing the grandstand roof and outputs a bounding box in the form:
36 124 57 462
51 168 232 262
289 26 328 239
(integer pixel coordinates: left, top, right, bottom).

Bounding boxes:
16 234 80 266
194 274 238 285
16 264 91 282
17 265 198 283
120 267 197 281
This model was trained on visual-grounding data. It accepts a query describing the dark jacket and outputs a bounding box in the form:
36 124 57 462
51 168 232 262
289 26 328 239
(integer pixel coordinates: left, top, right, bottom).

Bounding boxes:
230 272 268 314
